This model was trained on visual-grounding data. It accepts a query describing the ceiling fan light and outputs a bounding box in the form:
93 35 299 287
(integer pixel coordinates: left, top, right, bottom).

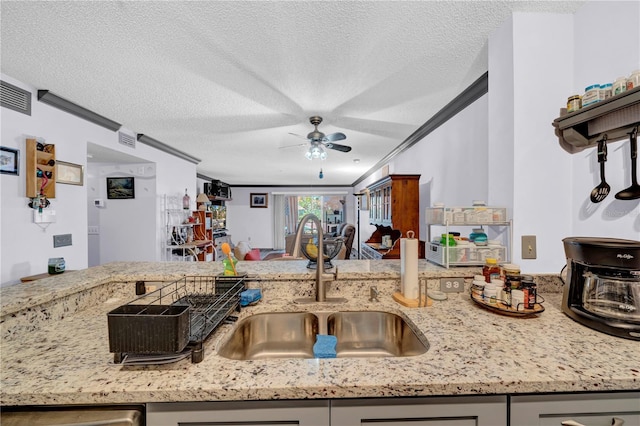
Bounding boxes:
311 145 322 159
305 149 313 160
320 150 327 160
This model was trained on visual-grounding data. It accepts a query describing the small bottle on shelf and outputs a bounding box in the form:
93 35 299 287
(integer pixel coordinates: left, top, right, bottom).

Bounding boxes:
183 188 190 210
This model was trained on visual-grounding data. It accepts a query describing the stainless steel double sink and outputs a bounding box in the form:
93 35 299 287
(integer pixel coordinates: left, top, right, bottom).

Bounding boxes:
217 311 429 360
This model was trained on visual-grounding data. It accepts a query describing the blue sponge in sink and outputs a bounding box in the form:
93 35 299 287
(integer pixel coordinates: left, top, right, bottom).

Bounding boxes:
240 289 262 306
313 334 337 359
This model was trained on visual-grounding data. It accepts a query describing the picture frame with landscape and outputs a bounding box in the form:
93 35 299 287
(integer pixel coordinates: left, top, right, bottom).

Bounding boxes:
107 177 135 199
56 161 84 185
0 146 19 175
250 193 268 208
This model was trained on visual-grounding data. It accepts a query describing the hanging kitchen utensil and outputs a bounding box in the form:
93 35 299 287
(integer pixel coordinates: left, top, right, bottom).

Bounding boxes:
615 127 640 200
590 137 610 203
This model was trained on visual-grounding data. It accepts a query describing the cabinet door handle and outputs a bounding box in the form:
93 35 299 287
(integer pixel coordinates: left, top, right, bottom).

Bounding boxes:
561 418 624 426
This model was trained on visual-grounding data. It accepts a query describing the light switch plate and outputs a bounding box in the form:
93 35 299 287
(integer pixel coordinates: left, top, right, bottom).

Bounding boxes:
53 233 72 248
522 235 537 259
440 277 465 293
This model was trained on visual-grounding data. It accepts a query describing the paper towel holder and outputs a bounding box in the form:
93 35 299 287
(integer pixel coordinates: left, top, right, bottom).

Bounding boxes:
393 279 432 308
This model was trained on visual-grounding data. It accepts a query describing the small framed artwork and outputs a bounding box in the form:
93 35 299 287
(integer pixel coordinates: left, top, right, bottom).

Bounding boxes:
250 193 268 208
0 146 19 175
56 161 84 185
107 177 135 199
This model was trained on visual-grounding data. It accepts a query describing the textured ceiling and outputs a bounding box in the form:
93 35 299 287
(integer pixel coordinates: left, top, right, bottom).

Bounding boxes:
1 1 584 186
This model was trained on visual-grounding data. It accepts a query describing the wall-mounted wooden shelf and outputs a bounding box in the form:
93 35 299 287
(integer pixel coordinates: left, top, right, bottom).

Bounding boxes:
26 138 56 198
553 86 640 153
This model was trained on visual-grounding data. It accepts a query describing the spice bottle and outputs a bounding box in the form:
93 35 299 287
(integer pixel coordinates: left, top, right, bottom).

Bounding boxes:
501 263 521 289
482 258 500 283
613 77 627 96
521 275 537 309
627 70 640 90
567 95 581 113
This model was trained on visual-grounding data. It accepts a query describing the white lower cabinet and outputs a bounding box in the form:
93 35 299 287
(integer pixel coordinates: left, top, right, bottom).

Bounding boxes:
510 392 640 426
146 393 638 426
331 395 507 426
146 399 330 426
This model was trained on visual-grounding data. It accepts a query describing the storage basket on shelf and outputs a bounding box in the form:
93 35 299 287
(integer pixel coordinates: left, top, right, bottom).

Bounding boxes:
425 206 511 268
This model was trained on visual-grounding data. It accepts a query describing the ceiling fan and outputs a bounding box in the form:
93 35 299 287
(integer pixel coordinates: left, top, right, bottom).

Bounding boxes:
287 116 352 160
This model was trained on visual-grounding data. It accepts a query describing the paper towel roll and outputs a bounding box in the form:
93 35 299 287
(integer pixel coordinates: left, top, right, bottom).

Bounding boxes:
401 232 419 300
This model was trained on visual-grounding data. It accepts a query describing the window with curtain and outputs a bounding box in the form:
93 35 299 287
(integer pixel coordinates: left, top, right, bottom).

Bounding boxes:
282 195 345 235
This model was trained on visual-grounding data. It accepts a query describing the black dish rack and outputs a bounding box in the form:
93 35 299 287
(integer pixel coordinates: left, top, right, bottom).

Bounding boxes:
108 275 246 364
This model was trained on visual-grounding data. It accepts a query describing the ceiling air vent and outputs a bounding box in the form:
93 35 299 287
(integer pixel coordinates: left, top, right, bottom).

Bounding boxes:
118 132 136 149
0 80 31 116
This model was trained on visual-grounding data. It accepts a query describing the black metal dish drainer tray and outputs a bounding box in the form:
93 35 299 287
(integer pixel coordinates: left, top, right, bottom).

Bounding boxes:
108 275 246 365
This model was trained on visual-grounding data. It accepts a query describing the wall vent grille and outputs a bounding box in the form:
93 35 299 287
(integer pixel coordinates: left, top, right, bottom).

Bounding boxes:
118 132 136 148
0 81 31 115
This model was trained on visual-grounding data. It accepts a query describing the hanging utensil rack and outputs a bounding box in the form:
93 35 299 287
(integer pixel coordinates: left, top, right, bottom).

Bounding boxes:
553 86 640 153
108 275 246 365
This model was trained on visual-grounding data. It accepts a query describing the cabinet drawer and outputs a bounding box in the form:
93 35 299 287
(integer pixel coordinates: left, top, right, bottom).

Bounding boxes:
511 392 640 426
147 400 330 426
331 395 507 426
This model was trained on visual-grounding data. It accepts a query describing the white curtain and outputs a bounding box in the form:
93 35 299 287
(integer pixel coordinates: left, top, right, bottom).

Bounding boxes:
272 194 286 250
285 196 298 235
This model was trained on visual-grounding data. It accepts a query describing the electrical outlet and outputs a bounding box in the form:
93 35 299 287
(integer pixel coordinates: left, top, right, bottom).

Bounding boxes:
522 235 537 259
53 234 72 248
440 277 465 293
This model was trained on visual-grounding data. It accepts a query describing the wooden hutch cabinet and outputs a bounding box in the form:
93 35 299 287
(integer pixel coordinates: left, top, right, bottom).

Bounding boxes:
362 174 425 259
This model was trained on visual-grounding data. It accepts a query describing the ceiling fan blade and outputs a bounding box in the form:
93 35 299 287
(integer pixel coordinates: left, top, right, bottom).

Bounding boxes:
288 132 307 140
323 132 346 142
325 142 352 152
279 142 307 149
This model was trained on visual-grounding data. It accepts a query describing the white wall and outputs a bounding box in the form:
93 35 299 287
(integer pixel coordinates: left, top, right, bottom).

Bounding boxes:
490 12 577 274
88 162 157 264
1 74 197 286
354 96 490 250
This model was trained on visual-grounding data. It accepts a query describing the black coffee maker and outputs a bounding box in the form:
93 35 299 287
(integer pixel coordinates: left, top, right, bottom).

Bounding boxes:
562 237 640 340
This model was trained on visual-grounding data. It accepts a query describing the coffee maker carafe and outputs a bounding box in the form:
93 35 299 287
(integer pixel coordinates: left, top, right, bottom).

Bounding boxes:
562 237 640 340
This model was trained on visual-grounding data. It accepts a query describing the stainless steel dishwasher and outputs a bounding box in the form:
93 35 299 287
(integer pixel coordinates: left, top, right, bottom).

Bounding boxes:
0 406 143 426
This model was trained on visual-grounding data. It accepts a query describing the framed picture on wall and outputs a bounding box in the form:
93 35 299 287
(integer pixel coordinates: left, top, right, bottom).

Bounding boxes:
250 193 268 208
106 177 135 199
0 146 19 175
56 161 84 185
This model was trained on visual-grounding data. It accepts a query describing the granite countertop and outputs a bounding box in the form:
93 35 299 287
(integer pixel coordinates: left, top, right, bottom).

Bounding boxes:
1 261 638 406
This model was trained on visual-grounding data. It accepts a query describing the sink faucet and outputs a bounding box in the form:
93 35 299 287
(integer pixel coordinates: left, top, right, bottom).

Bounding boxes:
293 213 346 304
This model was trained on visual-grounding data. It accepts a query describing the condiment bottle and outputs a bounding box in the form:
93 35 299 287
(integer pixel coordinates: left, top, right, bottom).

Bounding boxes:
483 281 497 304
491 279 505 303
613 77 627 96
521 275 537 309
582 84 600 107
567 95 581 113
482 258 500 283
501 263 521 289
627 70 640 90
